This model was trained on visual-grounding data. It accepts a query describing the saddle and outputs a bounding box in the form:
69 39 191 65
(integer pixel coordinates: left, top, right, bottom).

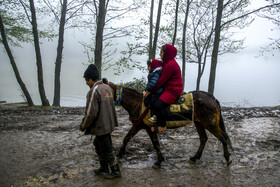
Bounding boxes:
142 92 194 128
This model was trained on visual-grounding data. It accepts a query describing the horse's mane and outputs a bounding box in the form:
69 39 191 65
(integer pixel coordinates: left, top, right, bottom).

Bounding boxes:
104 79 142 99
123 87 142 97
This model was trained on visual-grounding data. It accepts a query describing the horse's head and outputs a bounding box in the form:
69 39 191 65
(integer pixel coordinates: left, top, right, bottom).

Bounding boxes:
103 78 142 103
102 78 118 101
104 78 143 119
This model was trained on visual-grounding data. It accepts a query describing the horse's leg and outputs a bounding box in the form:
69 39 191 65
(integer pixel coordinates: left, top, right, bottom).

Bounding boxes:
189 122 208 163
117 123 143 158
221 141 232 166
145 125 164 169
207 128 232 166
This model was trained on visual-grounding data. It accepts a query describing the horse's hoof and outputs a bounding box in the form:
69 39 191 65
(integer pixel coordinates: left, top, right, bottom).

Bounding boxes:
152 161 161 169
227 157 232 166
189 157 197 164
188 159 196 164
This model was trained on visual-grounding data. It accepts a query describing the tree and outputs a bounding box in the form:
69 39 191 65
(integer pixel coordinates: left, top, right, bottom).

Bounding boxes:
208 0 223 95
52 0 67 106
81 0 143 77
0 12 34 106
172 0 180 46
258 0 280 54
208 0 280 94
94 0 106 77
148 0 154 60
19 0 50 106
42 0 88 106
187 0 215 91
150 0 163 59
181 0 191 89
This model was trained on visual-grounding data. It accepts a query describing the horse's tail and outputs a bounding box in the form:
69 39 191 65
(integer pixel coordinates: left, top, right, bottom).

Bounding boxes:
216 99 234 152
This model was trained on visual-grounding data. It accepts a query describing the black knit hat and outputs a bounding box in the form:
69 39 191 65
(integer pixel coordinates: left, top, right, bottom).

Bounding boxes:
83 64 99 81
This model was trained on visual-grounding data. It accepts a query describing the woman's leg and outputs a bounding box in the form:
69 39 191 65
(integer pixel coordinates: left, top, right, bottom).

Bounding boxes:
153 99 169 128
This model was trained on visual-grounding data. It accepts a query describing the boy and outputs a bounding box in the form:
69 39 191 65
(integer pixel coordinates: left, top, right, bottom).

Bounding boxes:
78 64 121 179
143 59 164 123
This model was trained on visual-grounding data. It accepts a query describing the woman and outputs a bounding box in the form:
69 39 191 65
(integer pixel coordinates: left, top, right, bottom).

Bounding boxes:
144 44 183 132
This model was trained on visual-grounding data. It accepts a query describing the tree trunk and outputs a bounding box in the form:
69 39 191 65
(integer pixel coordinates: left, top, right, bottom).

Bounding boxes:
148 0 154 60
195 33 212 91
29 0 50 106
182 0 191 90
208 0 223 95
151 0 163 59
196 55 202 91
0 13 34 106
53 0 67 106
172 0 179 46
94 0 106 77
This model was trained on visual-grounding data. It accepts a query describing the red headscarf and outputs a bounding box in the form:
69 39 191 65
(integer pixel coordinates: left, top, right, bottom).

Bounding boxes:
151 59 162 69
162 44 177 63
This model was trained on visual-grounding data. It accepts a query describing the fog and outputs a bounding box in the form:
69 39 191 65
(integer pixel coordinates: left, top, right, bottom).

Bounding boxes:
0 6 279 107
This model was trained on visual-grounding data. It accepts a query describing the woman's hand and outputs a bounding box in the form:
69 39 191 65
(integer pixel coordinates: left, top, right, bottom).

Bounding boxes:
143 91 150 98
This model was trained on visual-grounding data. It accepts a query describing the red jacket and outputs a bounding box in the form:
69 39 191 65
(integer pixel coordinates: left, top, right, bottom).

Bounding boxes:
151 44 183 104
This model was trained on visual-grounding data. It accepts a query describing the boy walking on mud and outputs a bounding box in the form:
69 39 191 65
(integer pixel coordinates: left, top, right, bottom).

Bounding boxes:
78 64 121 179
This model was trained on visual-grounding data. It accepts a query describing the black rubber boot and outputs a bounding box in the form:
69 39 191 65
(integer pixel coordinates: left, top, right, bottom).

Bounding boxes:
94 161 109 175
103 164 122 179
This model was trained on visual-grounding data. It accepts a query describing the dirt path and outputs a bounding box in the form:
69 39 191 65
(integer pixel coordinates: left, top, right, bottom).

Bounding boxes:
0 104 280 186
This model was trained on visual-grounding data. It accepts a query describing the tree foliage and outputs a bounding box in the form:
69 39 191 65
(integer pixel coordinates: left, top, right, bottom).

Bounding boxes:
258 0 280 54
80 0 146 76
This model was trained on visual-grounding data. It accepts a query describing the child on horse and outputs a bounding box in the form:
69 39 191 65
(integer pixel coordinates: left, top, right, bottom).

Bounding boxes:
143 59 164 116
143 44 183 132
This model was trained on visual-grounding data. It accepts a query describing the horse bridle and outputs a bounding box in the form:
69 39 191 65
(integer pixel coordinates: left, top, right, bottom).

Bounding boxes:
115 87 123 105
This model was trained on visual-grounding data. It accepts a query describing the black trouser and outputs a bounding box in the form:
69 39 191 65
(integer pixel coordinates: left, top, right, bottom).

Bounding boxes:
153 98 169 127
93 133 117 166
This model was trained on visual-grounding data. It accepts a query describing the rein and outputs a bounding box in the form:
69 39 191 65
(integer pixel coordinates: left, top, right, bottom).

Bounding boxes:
129 107 150 126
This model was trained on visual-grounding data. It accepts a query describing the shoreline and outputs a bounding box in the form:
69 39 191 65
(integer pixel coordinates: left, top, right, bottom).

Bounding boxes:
1 101 280 109
1 102 279 122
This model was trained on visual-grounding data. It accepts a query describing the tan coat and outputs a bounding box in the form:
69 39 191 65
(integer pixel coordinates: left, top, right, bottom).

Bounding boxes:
79 80 118 136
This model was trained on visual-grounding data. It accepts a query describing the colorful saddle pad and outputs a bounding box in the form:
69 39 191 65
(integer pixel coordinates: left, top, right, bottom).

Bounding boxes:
142 93 194 128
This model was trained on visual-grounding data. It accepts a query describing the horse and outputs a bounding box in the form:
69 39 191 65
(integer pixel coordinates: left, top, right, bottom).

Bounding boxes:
106 80 233 168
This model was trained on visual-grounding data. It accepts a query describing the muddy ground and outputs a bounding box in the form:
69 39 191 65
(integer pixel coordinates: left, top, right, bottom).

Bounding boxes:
0 103 280 187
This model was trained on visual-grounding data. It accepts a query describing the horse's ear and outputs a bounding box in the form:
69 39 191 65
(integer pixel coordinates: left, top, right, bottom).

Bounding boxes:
102 78 108 84
108 81 117 91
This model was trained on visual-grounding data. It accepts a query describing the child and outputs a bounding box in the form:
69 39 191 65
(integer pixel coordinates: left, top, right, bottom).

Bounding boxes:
143 59 164 123
78 64 121 179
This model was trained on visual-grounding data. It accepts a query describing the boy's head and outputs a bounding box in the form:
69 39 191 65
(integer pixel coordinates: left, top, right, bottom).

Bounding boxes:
147 60 152 71
151 59 162 69
84 64 99 87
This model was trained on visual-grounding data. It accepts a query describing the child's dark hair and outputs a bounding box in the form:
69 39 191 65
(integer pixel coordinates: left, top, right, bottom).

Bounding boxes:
147 59 152 67
84 64 99 81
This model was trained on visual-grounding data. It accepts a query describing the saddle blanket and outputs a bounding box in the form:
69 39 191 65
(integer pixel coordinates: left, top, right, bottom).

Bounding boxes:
142 93 194 128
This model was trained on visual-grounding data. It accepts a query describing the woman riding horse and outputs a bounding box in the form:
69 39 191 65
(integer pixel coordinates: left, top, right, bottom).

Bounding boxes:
143 44 183 132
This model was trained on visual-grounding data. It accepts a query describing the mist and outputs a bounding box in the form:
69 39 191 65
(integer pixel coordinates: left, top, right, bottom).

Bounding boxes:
0 4 279 107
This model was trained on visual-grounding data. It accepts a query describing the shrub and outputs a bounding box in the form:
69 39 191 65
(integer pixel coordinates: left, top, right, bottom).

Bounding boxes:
119 77 147 92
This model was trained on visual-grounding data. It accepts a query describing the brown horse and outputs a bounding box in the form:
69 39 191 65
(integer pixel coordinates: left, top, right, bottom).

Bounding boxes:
107 81 233 168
